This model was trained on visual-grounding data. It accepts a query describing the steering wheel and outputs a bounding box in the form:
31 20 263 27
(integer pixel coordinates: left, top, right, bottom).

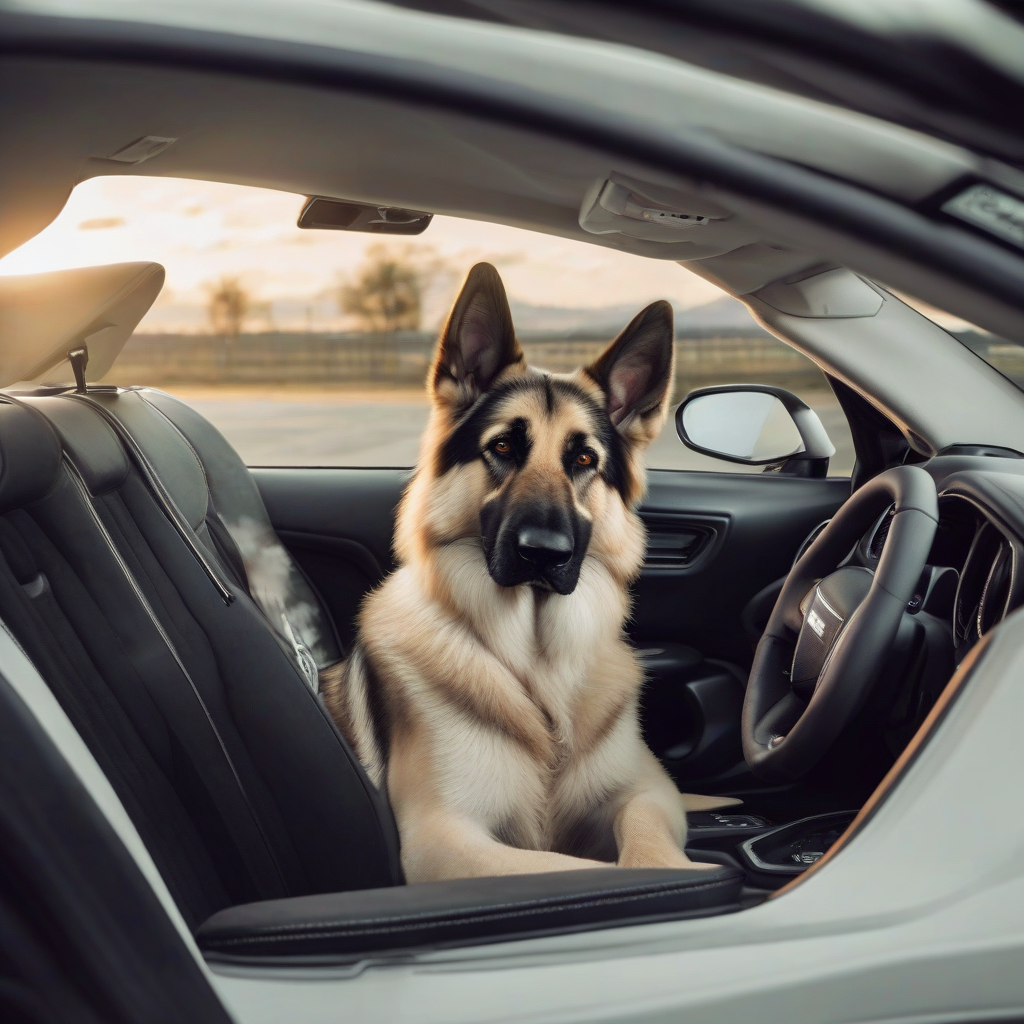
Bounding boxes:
742 466 938 781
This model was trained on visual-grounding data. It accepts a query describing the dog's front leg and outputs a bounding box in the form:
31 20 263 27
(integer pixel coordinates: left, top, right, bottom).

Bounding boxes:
612 753 711 870
388 728 610 883
613 793 697 869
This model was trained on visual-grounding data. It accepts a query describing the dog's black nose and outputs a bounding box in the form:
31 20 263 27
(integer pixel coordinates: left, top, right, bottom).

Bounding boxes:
517 527 573 568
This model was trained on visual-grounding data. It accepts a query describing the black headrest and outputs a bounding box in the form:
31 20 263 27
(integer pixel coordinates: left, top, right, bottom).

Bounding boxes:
0 402 62 514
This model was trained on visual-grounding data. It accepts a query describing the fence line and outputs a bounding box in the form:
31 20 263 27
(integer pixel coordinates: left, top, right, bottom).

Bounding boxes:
103 330 827 390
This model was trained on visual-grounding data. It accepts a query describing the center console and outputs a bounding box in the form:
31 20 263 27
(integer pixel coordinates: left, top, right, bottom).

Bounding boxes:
687 810 858 890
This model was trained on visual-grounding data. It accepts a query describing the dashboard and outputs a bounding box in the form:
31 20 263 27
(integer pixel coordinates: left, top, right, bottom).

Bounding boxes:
860 453 1024 663
842 453 1024 756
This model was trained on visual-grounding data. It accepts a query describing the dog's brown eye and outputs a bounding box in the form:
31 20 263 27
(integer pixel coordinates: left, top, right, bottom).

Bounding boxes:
576 452 594 467
493 439 511 455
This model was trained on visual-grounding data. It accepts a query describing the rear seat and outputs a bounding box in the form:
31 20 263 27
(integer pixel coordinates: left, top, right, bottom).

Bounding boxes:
1 397 401 928
0 263 743 962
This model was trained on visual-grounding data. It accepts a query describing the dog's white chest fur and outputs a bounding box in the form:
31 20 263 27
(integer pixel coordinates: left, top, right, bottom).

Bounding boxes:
384 548 641 851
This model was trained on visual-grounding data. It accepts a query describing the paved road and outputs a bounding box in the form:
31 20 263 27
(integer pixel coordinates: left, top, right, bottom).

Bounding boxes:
174 388 855 476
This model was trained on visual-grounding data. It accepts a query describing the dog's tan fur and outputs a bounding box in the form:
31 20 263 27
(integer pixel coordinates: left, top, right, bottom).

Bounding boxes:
323 263 734 882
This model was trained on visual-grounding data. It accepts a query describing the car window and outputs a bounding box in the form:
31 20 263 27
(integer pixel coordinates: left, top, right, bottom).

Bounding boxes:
0 176 854 476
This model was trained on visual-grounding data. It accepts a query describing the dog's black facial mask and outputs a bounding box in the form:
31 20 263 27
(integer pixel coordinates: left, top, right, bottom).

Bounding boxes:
478 432 595 595
482 500 592 595
431 263 674 596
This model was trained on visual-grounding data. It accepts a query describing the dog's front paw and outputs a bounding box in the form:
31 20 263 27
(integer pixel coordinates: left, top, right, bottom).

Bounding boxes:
618 846 714 871
679 792 743 812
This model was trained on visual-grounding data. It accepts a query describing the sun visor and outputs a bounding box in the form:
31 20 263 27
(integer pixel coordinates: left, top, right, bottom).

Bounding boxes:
0 262 165 388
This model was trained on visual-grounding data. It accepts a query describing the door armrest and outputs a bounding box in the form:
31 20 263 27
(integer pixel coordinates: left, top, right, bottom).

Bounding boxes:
197 866 743 964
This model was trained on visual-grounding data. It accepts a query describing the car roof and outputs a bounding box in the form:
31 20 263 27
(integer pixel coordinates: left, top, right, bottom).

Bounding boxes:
385 0 1024 164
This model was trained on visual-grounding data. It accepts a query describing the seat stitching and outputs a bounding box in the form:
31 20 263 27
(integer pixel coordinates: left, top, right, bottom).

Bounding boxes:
202 877 738 946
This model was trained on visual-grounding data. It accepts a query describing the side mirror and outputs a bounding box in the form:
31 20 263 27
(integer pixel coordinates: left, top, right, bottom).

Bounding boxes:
675 385 835 477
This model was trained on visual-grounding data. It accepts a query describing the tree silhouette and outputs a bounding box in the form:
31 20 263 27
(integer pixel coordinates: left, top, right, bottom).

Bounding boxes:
339 244 428 333
206 276 250 340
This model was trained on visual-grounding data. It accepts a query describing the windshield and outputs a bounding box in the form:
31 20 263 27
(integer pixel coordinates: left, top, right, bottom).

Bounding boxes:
0 175 857 474
956 332 1024 392
898 293 1024 393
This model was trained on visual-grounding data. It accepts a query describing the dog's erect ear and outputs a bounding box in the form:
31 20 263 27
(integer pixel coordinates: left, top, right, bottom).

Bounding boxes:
585 300 675 441
430 263 524 411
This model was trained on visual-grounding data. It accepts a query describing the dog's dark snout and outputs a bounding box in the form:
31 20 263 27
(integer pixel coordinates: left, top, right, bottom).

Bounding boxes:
483 501 589 594
516 527 573 568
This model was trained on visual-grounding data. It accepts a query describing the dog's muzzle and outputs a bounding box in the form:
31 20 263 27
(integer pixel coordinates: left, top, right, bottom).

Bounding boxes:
482 502 591 596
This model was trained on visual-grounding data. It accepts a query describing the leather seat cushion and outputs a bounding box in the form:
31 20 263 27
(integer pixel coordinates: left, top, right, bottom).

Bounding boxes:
196 865 743 962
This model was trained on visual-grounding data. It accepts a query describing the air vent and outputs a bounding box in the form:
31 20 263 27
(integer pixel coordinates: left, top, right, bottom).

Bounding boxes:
955 521 1015 652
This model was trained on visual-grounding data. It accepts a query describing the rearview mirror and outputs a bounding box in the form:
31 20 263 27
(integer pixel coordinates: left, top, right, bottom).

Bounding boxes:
675 385 834 476
298 197 432 235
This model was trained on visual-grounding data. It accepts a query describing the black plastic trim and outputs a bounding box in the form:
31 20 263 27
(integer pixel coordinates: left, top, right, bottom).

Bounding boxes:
276 530 385 585
639 512 727 574
740 810 857 875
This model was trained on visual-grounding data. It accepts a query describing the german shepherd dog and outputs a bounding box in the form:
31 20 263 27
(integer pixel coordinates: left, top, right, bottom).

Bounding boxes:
323 263 732 882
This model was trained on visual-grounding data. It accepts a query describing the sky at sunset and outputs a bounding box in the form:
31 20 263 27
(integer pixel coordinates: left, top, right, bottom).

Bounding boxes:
0 175 727 333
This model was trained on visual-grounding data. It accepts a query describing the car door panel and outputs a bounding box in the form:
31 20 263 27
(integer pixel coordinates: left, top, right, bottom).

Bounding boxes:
636 470 851 664
253 469 851 648
253 468 405 650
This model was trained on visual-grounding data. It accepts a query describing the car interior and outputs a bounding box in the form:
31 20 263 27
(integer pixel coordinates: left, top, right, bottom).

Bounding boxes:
3 8 1024 988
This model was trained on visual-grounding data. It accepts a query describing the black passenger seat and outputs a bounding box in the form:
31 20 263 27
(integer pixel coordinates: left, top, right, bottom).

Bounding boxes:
0 263 743 962
78 386 340 688
0 397 401 927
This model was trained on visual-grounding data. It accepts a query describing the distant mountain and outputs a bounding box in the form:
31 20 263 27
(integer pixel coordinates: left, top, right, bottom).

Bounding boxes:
509 295 764 337
675 296 765 334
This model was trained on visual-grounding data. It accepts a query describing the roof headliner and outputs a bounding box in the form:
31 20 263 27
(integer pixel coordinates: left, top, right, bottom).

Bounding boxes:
0 0 983 270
